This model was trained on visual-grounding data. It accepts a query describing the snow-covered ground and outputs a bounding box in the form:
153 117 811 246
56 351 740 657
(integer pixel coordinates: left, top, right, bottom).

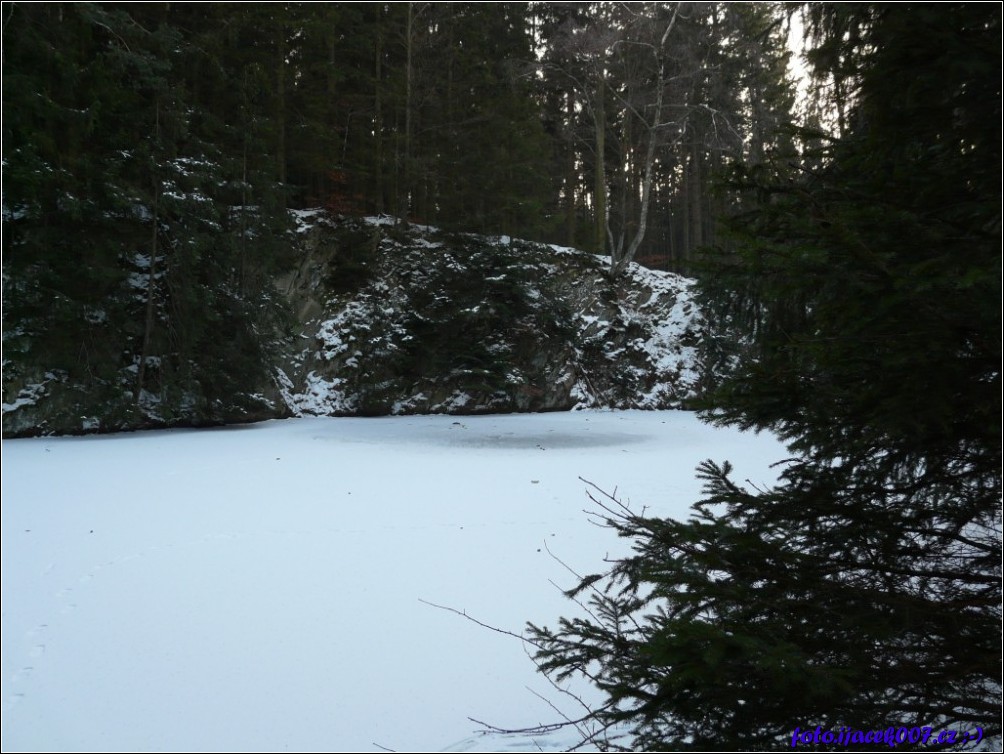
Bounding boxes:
2 410 786 752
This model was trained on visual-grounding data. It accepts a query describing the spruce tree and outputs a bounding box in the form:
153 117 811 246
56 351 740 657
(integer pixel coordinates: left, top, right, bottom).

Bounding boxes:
527 4 1001 749
3 3 290 434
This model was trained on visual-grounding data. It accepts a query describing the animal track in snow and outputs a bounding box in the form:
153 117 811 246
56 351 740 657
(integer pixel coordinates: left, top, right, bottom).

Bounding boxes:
4 666 34 712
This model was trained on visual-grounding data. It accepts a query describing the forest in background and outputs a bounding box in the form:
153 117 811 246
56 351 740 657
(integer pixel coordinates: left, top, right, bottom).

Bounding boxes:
2 2 997 436
3 1 805 431
4 2 805 270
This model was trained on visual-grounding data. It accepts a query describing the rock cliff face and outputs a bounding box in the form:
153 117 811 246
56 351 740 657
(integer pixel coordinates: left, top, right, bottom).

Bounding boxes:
275 211 708 417
2 210 710 436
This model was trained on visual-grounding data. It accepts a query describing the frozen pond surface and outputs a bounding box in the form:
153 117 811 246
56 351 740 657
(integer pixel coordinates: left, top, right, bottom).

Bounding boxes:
2 410 786 752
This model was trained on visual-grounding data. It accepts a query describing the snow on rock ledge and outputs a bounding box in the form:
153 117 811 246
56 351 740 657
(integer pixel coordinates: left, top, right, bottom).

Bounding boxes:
277 212 710 416
3 210 712 435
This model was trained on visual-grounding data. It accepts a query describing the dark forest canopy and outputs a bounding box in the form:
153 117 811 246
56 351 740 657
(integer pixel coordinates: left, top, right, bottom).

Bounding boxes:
1 1 801 430
529 3 1002 748
2 1 998 435
3 1 799 270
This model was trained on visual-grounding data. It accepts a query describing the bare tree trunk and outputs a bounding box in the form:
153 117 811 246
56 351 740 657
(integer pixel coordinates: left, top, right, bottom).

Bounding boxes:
612 112 633 257
593 68 607 255
276 22 287 195
681 171 690 265
404 1 414 221
668 201 678 269
690 139 703 251
611 3 681 275
564 93 577 246
610 77 661 274
373 16 384 214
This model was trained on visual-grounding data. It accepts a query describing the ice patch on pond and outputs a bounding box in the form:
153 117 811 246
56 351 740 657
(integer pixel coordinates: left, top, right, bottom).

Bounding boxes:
1 410 787 752
431 428 650 450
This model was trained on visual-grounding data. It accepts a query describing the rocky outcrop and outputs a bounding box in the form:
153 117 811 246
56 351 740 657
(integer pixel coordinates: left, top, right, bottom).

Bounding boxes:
275 212 708 417
2 210 710 436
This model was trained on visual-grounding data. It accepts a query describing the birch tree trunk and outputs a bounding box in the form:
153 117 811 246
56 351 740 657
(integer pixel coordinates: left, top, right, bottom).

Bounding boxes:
610 3 681 275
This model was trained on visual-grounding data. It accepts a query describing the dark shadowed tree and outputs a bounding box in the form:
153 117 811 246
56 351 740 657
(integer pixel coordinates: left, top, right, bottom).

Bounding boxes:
527 3 1001 748
3 3 290 432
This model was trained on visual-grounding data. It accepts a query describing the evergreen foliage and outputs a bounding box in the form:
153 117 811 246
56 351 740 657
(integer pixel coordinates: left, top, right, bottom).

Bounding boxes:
307 225 578 415
3 3 291 432
527 4 1001 748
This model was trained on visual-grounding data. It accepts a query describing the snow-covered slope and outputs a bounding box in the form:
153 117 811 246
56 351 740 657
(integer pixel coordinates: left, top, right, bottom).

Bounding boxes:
277 212 707 417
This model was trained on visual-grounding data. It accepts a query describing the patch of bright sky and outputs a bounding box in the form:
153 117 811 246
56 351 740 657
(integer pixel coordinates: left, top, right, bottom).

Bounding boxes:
787 9 813 121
